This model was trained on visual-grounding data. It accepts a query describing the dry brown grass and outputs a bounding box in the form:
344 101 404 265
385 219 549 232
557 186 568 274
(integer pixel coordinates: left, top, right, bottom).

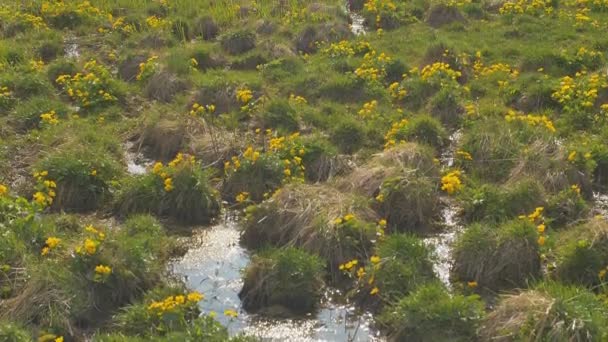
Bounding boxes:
242 183 377 269
508 139 592 196
479 290 553 342
336 142 438 197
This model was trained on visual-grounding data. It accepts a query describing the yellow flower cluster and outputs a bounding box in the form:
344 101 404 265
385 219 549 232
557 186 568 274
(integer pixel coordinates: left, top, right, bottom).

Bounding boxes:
29 59 44 72
110 16 136 34
41 236 61 256
40 110 60 125
94 264 112 276
32 171 57 207
322 40 371 58
189 102 216 116
333 213 356 226
355 50 392 82
420 62 461 82
383 119 409 149
520 207 547 246
473 60 519 79
136 56 159 82
456 150 473 161
236 192 250 203
358 100 378 119
339 259 359 271
0 184 7 197
148 292 203 315
146 15 171 29
0 85 11 97
552 71 607 112
505 110 556 133
236 88 253 104
364 0 397 28
388 82 407 100
224 308 239 318
56 60 117 108
289 94 307 105
499 0 554 15
441 170 463 194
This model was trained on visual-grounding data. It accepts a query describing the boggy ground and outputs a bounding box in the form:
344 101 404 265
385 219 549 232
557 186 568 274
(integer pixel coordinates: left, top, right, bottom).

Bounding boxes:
1 0 608 341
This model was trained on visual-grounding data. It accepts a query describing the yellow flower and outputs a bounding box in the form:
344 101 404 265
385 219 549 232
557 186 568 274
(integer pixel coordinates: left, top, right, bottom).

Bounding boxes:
370 287 379 295
344 214 355 222
84 238 97 255
41 247 50 256
0 184 7 196
538 236 546 246
55 337 64 342
467 281 478 288
283 168 291 177
95 264 112 275
378 219 387 227
164 178 174 192
375 194 384 203
152 162 163 174
357 267 366 279
537 224 546 234
224 309 238 318
370 255 381 264
46 237 61 249
90 169 97 176
236 192 249 203
568 151 577 162
33 192 47 205
599 269 606 279
333 218 343 225
187 292 204 302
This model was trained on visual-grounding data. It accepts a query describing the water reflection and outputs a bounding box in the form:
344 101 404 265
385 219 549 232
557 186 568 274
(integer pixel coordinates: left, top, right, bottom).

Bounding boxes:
172 217 383 341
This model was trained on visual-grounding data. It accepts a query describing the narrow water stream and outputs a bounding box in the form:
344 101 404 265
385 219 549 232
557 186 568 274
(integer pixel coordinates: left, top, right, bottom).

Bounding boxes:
423 130 464 288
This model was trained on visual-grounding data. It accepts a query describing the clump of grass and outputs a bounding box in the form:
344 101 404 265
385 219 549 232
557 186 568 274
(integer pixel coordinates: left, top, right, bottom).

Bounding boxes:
239 247 325 315
338 142 439 197
426 4 466 28
221 30 256 55
139 111 187 162
364 234 437 302
0 321 31 341
544 186 588 228
479 282 608 341
144 71 188 103
222 152 284 203
552 218 608 287
115 155 220 225
331 119 366 154
452 219 541 291
379 282 485 342
38 147 122 212
389 114 448 149
242 183 378 272
460 177 545 223
374 174 440 234
0 214 176 338
257 99 299 133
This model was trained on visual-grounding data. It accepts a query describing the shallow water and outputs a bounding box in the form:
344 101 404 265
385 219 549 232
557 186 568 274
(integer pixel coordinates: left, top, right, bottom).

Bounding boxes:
172 217 383 341
424 203 462 288
346 2 366 35
124 141 152 175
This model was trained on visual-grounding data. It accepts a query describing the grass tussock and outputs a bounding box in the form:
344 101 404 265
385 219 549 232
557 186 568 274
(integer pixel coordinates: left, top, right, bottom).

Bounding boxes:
242 183 378 271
